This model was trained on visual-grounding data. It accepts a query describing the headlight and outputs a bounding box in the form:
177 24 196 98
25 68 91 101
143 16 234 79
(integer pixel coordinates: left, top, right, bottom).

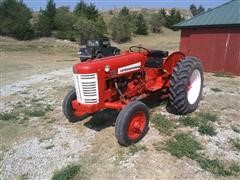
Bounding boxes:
104 65 110 73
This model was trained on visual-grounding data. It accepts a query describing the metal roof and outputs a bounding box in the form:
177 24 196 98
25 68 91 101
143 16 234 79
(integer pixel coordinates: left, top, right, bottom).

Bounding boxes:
175 0 240 28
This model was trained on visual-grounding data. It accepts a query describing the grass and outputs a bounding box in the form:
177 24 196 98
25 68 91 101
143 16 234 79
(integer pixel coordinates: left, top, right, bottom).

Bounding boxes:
0 112 18 121
165 133 202 159
180 112 218 136
152 114 174 135
211 87 222 92
197 158 232 176
163 133 240 176
198 124 217 136
196 112 218 122
129 144 147 155
232 139 240 151
52 164 81 180
179 116 199 127
114 149 126 165
231 126 240 133
213 72 235 78
25 109 46 117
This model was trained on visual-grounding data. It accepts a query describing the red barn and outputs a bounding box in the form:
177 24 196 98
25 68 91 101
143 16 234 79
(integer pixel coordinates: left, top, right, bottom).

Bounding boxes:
175 0 240 75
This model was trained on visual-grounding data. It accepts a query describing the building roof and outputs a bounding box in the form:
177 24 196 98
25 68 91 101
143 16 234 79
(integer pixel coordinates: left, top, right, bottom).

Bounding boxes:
175 0 240 28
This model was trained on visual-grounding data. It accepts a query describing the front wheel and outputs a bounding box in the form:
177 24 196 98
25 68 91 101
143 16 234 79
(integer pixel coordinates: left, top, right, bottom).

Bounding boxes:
62 89 88 122
115 101 149 146
167 56 204 115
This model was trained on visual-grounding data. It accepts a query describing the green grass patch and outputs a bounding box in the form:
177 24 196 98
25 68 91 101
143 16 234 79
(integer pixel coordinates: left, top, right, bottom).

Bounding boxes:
197 112 218 122
52 164 81 180
179 116 199 127
129 144 147 155
152 114 174 135
198 124 217 136
232 139 240 151
231 126 240 133
211 88 222 92
165 133 202 159
229 164 240 175
213 72 235 78
197 158 232 176
25 109 46 117
0 112 18 121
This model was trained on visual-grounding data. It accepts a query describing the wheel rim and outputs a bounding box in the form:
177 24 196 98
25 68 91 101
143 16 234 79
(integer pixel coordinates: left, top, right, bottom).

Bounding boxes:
127 112 146 140
187 69 202 104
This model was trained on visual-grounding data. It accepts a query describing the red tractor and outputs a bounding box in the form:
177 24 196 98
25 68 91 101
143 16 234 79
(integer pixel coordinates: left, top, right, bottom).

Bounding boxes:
63 46 203 146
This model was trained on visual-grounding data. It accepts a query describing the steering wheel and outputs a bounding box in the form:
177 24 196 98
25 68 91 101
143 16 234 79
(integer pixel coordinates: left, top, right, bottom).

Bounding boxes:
129 46 151 54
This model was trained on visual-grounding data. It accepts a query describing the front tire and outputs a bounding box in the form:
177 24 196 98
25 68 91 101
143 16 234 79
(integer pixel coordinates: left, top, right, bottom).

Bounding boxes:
62 89 88 122
167 56 204 115
115 101 149 146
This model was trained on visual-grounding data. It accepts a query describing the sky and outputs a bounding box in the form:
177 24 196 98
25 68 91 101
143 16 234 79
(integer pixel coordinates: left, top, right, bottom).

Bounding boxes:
23 0 229 11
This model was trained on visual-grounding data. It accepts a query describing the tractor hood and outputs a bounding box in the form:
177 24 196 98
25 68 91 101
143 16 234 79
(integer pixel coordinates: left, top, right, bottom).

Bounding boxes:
73 52 147 76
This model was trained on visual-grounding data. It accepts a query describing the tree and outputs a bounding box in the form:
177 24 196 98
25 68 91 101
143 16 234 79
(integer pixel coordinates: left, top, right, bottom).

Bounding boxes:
149 10 165 33
37 0 56 36
134 13 148 35
198 5 205 14
0 0 34 40
190 4 205 16
190 4 198 16
54 6 75 40
165 9 184 30
73 16 107 44
109 7 134 43
74 0 99 21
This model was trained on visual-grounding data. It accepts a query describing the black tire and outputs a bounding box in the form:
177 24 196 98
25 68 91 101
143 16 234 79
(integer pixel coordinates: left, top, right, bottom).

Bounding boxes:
115 101 149 146
113 49 120 55
62 89 88 122
96 53 104 59
167 56 204 115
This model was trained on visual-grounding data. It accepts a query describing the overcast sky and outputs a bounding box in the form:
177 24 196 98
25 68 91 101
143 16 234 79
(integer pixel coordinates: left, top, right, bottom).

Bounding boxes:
23 0 229 11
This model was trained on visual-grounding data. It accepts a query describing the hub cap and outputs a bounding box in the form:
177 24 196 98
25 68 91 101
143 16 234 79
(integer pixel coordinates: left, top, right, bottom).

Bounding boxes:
187 69 202 104
127 112 146 140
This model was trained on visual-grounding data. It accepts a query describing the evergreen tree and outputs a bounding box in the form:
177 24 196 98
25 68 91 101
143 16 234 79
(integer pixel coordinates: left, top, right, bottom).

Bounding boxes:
37 0 56 36
190 4 205 16
190 4 198 16
134 13 148 35
165 9 184 30
0 0 34 40
74 0 99 21
54 6 75 40
110 7 134 43
150 10 165 33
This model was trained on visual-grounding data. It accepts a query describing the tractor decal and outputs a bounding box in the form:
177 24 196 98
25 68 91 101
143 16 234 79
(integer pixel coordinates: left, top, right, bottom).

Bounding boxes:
118 62 141 74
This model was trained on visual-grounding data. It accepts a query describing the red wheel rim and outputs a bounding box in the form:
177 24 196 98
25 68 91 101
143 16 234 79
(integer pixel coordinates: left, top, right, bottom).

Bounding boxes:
127 112 146 140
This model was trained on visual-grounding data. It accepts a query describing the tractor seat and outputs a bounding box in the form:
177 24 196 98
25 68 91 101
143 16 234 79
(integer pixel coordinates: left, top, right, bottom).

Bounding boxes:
145 57 164 68
148 50 169 58
145 50 168 68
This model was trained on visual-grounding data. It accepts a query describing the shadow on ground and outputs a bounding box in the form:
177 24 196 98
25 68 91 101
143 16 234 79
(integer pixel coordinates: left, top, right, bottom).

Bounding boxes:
84 109 118 131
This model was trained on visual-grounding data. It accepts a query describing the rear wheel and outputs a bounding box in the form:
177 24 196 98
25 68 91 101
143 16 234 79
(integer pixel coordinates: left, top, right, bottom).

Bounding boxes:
62 89 88 122
115 101 149 146
167 56 204 115
96 53 104 59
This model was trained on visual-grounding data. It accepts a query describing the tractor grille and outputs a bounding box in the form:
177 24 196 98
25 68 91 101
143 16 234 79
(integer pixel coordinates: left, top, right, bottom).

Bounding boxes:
73 73 99 104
